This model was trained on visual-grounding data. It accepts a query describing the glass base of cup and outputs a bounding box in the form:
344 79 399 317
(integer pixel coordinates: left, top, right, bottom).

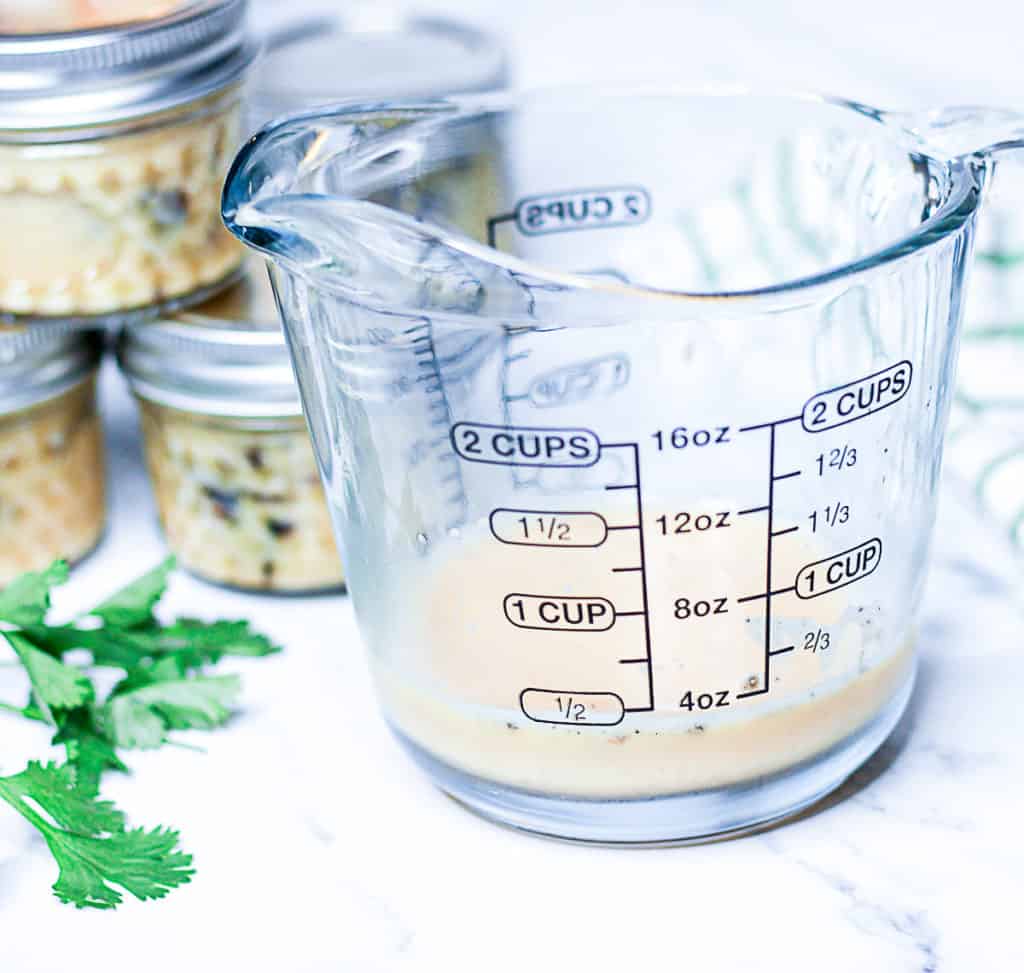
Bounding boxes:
390 672 914 845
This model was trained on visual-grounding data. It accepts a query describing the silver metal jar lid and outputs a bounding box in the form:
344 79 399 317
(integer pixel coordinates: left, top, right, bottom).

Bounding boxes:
117 267 301 419
251 10 506 123
0 0 257 137
0 325 104 415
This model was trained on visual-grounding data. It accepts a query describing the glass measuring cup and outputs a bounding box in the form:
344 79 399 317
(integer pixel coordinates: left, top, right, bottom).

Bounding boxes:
223 88 1019 843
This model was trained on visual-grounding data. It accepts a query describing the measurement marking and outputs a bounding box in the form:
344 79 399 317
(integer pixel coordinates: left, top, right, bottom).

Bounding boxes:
773 470 802 482
607 524 640 531
629 443 655 711
765 421 778 696
738 505 770 516
769 645 796 657
615 610 645 618
735 687 770 699
605 483 639 491
619 657 649 664
624 704 655 713
612 566 643 573
486 212 516 248
736 585 797 604
739 415 801 432
405 318 467 529
771 525 800 537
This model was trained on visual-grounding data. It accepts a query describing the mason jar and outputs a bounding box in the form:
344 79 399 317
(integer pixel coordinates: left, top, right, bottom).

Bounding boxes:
0 326 106 586
0 0 256 325
118 268 343 593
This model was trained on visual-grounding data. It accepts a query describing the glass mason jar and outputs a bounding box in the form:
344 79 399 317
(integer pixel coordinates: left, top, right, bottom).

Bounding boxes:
0 0 256 325
0 327 106 586
118 270 343 594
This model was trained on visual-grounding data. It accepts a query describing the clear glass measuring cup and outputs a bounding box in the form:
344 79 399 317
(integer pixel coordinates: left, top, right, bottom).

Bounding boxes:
222 88 1020 843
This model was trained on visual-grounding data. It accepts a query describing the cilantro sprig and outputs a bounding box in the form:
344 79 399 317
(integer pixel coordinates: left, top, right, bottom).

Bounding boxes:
0 558 279 909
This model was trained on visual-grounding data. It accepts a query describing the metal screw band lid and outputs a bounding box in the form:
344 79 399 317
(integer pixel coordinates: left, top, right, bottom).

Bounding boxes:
0 326 104 414
250 12 506 125
0 0 257 135
118 269 302 420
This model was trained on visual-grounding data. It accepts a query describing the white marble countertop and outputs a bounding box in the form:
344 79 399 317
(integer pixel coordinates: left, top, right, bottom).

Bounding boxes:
4 2 1024 970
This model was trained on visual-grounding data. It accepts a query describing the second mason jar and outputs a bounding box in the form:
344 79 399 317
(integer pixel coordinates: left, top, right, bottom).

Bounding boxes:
0 1 255 324
118 270 342 593
0 326 106 585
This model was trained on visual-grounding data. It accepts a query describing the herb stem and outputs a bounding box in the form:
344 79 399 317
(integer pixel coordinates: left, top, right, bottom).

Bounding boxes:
163 739 208 754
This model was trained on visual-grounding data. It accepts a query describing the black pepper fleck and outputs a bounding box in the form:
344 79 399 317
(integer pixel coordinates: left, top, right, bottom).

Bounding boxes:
245 446 265 470
266 518 294 539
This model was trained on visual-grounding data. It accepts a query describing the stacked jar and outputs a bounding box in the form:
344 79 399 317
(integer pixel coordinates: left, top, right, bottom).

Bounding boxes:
0 1 255 325
0 327 106 585
0 1 254 584
118 267 343 593
0 3 506 593
116 12 505 593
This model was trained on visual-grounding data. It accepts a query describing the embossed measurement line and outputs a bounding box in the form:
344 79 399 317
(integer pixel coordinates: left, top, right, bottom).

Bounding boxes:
738 415 801 432
486 212 516 248
735 585 797 604
735 687 770 699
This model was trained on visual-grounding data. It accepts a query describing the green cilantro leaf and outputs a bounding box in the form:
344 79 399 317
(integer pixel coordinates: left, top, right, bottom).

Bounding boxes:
0 761 123 833
4 631 93 722
51 825 193 909
24 624 153 670
116 618 280 668
101 675 242 749
53 714 129 798
0 762 192 909
88 556 175 629
25 618 278 673
0 561 69 627
0 557 278 910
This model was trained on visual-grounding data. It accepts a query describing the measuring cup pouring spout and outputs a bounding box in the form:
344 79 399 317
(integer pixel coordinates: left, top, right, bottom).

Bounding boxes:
890 104 1024 170
222 88 1007 843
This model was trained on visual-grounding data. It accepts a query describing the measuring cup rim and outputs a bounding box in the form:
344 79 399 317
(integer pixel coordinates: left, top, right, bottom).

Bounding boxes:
222 84 984 312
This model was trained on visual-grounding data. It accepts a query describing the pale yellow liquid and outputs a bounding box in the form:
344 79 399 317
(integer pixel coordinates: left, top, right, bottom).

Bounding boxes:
373 505 913 799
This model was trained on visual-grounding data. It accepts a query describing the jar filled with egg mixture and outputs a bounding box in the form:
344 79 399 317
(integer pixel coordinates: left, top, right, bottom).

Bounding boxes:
0 1 255 324
0 327 106 586
118 268 343 593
